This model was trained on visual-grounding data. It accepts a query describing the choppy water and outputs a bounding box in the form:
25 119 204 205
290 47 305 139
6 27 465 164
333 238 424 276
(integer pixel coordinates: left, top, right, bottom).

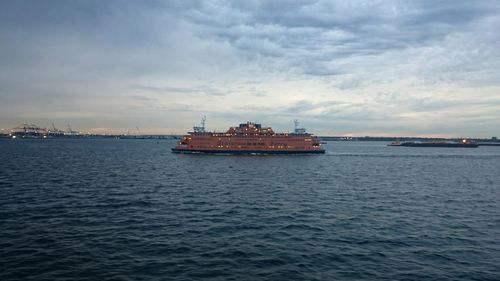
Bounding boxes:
1 139 500 280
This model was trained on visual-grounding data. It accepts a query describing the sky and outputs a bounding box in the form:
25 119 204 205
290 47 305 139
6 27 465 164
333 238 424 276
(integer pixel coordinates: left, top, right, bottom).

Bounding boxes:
1 0 499 137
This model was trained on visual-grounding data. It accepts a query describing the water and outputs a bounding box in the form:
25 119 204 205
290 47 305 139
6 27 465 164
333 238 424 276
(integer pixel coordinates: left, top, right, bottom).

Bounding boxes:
1 139 499 280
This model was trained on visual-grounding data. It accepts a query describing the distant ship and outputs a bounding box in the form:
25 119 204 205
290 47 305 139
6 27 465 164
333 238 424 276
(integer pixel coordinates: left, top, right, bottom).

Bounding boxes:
172 118 325 154
388 140 478 148
8 123 80 138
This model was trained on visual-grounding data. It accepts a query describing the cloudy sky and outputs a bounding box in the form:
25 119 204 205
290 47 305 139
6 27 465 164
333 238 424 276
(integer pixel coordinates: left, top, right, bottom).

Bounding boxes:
1 0 499 137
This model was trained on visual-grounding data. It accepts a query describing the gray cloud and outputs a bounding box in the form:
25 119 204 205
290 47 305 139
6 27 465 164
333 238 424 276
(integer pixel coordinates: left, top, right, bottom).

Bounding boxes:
130 84 231 96
1 0 499 136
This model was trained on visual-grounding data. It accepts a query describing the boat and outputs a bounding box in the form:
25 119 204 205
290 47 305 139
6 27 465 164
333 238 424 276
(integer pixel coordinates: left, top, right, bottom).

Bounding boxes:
172 118 325 154
387 141 402 146
388 139 478 148
10 123 49 138
8 123 80 138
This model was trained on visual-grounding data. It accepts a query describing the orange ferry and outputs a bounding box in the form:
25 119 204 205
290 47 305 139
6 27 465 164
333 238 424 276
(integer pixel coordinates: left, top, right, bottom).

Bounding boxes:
172 118 325 154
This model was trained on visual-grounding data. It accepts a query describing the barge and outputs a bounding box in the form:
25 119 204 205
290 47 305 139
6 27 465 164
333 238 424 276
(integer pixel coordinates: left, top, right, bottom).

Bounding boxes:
388 140 478 148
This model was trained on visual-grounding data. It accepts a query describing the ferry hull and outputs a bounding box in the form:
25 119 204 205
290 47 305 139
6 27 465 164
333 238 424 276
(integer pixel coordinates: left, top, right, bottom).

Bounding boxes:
172 148 325 154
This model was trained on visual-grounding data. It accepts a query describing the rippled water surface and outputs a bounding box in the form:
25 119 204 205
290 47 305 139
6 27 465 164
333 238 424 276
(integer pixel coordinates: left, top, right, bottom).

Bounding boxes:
1 139 500 280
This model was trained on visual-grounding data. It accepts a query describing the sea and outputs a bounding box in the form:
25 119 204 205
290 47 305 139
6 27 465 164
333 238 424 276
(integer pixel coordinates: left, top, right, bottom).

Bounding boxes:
1 139 499 280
